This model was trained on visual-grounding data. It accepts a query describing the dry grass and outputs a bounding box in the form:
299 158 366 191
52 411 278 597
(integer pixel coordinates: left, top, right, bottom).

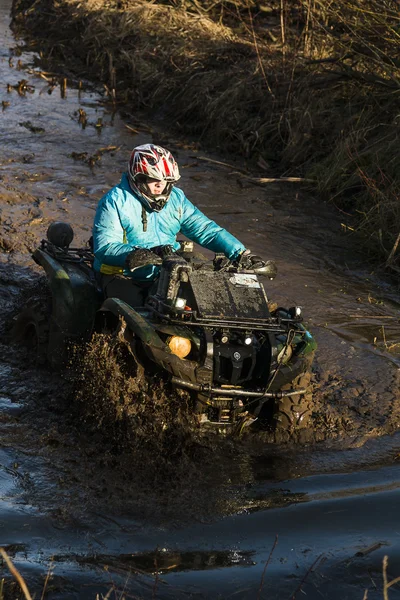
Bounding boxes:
11 0 400 264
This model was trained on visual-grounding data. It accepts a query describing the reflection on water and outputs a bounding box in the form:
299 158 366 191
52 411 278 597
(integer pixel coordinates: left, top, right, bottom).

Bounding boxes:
65 549 257 575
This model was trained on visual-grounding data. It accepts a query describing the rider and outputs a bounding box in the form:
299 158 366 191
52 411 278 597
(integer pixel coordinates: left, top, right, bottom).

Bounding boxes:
92 143 267 304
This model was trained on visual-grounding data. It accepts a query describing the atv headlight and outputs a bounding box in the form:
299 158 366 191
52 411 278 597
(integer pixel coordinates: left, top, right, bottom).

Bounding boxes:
175 297 186 309
168 336 191 359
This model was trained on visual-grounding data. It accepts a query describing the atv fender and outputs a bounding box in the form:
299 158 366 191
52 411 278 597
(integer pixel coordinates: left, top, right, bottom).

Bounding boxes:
33 249 74 311
32 249 101 364
99 298 201 383
100 298 167 349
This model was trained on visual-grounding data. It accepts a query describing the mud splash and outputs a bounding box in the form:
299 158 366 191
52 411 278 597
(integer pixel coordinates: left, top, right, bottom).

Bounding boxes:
69 332 205 480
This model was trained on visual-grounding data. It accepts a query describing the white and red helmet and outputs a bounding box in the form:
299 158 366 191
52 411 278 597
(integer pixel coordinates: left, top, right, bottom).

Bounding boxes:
127 143 181 211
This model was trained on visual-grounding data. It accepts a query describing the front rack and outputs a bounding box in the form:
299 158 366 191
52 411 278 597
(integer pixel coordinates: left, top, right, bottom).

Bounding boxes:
146 295 303 332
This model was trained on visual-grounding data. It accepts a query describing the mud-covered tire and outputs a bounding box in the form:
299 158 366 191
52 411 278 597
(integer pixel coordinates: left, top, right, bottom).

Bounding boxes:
11 300 51 365
273 371 313 435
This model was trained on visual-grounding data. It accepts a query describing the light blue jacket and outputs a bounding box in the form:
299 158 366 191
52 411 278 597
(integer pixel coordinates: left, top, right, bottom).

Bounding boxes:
93 173 246 281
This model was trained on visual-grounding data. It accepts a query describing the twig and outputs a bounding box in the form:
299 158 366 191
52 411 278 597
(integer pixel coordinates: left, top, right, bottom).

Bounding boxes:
257 534 278 600
120 572 131 600
331 200 353 216
193 155 248 173
355 542 386 557
0 548 33 600
247 5 274 98
362 590 368 600
386 264 400 275
40 560 54 600
123 119 153 133
290 553 324 599
383 555 389 600
236 174 313 184
349 315 396 319
97 145 120 154
303 0 313 57
385 574 400 591
280 0 286 54
381 556 400 600
194 156 311 183
382 326 388 349
125 124 140 134
385 232 400 266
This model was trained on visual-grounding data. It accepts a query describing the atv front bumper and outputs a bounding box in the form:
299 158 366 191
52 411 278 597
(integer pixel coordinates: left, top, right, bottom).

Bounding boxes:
170 377 306 399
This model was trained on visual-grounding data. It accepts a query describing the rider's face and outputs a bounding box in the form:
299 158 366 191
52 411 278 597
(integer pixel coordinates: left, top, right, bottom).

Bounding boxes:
147 178 167 195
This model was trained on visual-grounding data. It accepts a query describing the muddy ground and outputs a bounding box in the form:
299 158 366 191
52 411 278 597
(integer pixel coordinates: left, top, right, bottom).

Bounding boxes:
2 0 400 597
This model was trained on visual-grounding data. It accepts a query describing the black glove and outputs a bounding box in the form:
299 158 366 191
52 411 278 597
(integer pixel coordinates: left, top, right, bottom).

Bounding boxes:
150 245 175 260
125 248 163 271
238 249 265 270
239 249 278 279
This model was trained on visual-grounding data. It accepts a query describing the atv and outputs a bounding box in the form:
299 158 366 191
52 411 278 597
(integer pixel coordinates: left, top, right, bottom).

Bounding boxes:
13 222 317 435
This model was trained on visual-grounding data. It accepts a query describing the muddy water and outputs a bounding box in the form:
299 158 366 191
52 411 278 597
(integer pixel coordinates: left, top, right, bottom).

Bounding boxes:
2 1 400 597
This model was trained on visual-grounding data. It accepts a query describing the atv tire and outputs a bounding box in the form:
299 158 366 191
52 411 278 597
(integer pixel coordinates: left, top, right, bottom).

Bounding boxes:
12 300 51 365
273 371 313 442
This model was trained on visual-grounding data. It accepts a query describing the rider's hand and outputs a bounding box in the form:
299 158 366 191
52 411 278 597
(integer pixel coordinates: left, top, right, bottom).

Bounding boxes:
150 245 175 260
239 249 278 279
125 248 163 271
239 249 265 269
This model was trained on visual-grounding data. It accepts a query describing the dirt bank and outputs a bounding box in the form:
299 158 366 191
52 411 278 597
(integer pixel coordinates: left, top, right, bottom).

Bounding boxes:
11 0 400 267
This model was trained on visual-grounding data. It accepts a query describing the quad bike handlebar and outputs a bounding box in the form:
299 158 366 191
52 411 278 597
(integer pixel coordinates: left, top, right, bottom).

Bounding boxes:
212 252 277 279
43 222 278 279
125 243 278 279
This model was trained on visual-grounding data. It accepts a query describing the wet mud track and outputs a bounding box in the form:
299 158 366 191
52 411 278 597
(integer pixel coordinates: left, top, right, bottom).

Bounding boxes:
2 0 400 597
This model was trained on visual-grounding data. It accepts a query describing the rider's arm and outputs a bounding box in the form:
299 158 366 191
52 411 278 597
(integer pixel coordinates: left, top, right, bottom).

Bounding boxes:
93 191 133 267
179 194 245 260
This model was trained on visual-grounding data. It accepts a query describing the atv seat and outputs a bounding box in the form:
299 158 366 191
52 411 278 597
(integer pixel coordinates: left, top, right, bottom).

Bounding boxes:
99 273 155 308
